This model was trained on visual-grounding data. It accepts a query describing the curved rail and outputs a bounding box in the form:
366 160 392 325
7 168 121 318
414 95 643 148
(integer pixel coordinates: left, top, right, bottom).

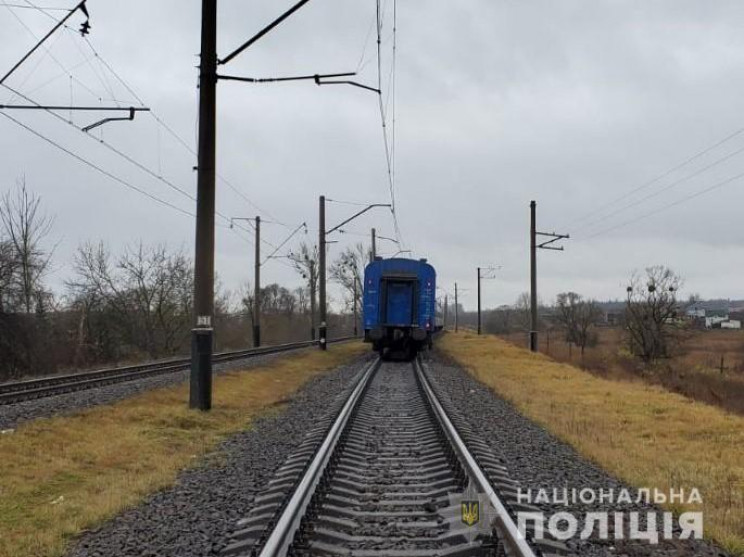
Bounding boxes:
0 336 356 405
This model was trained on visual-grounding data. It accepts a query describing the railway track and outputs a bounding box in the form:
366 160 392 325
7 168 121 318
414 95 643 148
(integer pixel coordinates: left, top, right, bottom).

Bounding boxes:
223 357 566 557
0 337 355 406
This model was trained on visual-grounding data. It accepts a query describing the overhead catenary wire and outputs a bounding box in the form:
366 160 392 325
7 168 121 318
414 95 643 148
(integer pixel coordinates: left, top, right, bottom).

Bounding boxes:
0 3 70 10
2 83 196 202
78 35 287 224
575 140 744 235
0 110 195 217
374 0 403 247
570 124 744 229
584 169 744 240
2 34 281 240
11 0 285 226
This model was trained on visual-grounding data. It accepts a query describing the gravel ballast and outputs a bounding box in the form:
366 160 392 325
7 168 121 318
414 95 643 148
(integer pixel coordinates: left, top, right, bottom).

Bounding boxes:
0 350 311 431
423 351 729 557
56 348 729 557
66 355 372 557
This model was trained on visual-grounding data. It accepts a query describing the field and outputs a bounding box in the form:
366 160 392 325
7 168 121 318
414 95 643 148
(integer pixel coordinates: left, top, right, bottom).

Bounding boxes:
0 342 366 557
438 331 744 556
501 327 744 415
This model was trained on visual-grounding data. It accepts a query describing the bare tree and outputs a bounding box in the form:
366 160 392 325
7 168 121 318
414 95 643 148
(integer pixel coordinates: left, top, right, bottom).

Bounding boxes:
0 180 56 378
0 240 16 313
0 178 54 313
514 292 532 331
330 243 366 313
67 242 193 360
288 242 318 337
625 266 683 363
555 292 603 356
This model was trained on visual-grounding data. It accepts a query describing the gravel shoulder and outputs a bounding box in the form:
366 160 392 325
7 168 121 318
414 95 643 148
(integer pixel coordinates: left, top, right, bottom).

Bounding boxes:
66 354 372 557
424 350 729 557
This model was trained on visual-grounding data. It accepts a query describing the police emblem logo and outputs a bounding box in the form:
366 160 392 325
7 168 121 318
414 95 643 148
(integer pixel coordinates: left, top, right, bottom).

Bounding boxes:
461 500 480 527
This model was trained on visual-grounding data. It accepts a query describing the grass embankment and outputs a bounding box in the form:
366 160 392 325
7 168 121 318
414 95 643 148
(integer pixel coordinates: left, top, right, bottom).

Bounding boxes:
439 332 744 556
0 342 366 557
502 328 744 415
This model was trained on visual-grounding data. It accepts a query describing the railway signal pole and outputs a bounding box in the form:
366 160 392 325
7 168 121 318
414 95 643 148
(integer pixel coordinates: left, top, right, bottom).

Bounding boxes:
319 196 391 349
529 200 569 352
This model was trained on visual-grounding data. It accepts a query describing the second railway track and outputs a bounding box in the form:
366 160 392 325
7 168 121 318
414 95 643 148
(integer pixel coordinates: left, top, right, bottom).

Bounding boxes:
223 356 565 557
0 337 354 405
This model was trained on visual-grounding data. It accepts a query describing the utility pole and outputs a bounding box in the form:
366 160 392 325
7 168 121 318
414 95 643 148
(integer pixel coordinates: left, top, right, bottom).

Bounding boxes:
353 276 358 337
319 195 327 349
477 266 499 336
187 0 349 408
529 200 569 352
370 228 376 263
477 267 482 335
444 293 448 329
190 0 217 411
310 262 316 340
253 215 261 347
530 201 537 351
454 282 459 332
318 197 390 349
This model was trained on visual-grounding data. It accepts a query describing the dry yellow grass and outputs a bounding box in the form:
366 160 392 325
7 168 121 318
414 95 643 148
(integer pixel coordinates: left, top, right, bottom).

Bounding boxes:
0 342 367 557
439 332 744 556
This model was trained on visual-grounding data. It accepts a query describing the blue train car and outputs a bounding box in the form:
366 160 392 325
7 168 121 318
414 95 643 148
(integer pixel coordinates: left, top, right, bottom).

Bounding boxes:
363 257 436 358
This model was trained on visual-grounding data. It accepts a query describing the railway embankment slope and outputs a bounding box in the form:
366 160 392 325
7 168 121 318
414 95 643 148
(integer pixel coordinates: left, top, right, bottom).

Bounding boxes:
0 342 367 557
438 331 744 556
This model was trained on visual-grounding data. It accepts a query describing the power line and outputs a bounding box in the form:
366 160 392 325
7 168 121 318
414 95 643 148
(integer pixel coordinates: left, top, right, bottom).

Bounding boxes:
576 141 744 235
374 0 403 247
585 169 744 240
2 83 196 203
570 124 744 228
80 32 286 224
0 110 195 217
0 3 70 10
3 81 277 236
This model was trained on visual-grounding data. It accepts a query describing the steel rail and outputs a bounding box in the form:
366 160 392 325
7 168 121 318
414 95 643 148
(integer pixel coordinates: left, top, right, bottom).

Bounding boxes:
253 353 538 557
0 336 356 404
414 358 538 557
257 356 382 557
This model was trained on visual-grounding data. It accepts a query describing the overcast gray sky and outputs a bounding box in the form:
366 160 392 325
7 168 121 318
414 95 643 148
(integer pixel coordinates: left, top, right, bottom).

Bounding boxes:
2 0 744 311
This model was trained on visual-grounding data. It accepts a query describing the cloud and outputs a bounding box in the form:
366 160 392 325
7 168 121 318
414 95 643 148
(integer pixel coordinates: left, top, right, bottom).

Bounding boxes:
1 0 743 312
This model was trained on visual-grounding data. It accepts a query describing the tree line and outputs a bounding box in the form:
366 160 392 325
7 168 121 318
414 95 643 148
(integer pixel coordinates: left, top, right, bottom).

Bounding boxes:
465 265 686 364
0 181 360 380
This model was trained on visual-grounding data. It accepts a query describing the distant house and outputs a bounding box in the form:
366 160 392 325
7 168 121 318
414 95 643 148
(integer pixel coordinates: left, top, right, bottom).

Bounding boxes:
686 307 706 318
706 316 729 329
